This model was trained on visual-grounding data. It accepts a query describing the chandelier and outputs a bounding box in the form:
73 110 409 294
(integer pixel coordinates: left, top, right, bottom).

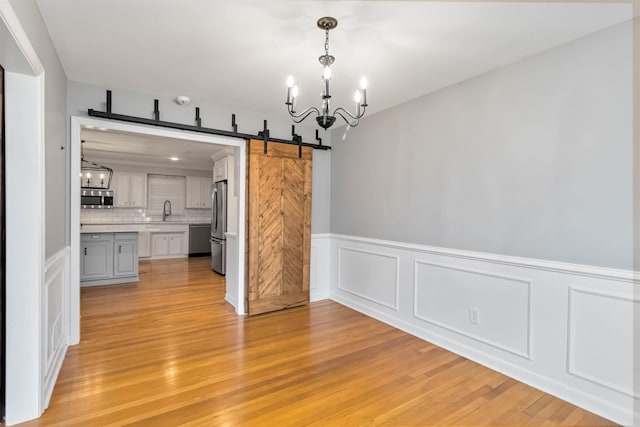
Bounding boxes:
285 17 368 130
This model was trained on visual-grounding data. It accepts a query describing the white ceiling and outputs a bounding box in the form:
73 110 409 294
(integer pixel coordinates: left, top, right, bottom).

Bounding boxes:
41 1 631 169
82 127 229 171
37 0 631 121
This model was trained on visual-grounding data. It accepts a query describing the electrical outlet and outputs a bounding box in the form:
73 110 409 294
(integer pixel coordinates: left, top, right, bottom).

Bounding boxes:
469 307 480 325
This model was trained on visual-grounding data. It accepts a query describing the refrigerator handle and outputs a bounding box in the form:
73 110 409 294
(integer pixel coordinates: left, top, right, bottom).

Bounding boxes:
213 187 218 232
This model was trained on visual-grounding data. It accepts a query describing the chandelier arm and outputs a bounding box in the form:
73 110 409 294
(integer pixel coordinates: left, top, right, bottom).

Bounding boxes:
334 110 359 127
333 105 367 121
288 105 321 122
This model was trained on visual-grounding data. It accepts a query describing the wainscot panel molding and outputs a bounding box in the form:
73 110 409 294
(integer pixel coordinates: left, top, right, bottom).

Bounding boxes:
328 234 638 425
310 234 331 302
43 246 71 409
413 260 531 359
567 287 637 397
338 247 399 310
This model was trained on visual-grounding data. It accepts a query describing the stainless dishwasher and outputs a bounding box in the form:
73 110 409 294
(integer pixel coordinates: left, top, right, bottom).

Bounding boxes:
188 224 212 257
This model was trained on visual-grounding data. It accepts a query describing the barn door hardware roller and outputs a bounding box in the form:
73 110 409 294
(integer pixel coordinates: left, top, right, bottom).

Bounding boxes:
87 90 331 151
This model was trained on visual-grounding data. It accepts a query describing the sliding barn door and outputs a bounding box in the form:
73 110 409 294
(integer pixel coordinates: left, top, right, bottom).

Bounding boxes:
247 140 312 315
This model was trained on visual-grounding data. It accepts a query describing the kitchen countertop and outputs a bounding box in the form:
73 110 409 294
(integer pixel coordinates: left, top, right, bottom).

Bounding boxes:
80 222 208 233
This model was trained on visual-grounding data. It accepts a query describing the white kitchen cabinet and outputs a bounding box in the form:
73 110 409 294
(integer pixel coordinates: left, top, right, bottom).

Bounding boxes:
114 172 147 208
81 236 113 281
151 232 185 257
168 234 183 255
129 173 147 207
213 158 228 182
113 234 139 277
138 231 151 258
185 176 212 209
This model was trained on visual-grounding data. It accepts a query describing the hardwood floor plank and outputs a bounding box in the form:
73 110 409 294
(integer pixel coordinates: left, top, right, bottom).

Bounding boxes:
12 258 617 426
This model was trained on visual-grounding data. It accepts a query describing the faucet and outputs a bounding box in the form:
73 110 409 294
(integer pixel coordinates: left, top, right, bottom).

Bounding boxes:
163 200 172 222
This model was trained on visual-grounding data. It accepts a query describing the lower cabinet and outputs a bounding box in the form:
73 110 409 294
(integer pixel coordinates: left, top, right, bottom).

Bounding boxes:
81 232 139 286
81 236 113 280
138 231 151 258
151 233 185 258
114 236 138 277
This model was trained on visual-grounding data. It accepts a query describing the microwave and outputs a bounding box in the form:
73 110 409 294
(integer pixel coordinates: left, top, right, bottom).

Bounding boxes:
81 189 114 209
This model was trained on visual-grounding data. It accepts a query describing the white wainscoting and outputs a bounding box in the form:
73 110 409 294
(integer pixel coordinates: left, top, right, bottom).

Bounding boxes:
328 234 638 425
225 232 239 311
42 247 71 409
310 234 331 301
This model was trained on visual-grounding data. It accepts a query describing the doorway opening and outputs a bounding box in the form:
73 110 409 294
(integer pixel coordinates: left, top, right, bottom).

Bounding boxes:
70 117 247 344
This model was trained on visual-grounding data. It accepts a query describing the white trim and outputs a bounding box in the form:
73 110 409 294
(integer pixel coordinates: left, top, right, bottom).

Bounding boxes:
566 287 638 397
4 71 46 423
0 1 44 75
1 3 48 423
70 117 249 342
331 233 638 283
310 234 331 302
225 293 238 309
413 259 532 359
337 247 399 310
236 143 247 315
42 247 70 409
44 247 70 272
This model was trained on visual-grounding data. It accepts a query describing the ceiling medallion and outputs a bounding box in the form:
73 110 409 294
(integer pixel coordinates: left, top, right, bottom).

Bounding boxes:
285 16 368 130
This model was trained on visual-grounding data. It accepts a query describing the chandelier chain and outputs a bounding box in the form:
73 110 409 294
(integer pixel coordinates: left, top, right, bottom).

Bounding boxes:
324 28 330 56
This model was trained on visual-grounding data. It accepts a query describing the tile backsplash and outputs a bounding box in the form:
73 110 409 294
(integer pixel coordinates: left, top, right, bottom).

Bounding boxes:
81 208 211 224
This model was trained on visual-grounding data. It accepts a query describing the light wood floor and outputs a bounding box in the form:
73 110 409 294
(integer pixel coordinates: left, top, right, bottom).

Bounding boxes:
14 257 615 426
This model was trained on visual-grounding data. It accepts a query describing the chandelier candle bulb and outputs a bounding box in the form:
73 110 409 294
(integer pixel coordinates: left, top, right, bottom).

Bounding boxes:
323 66 331 97
100 173 105 186
355 90 362 116
360 77 368 106
286 75 295 104
291 85 299 112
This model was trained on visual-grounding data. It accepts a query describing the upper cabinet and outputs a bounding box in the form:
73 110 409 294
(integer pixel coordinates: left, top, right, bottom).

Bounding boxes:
213 158 228 182
185 176 212 209
113 172 147 208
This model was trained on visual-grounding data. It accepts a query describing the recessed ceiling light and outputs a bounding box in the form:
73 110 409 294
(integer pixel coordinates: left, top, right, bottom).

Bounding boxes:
97 127 108 131
170 157 179 161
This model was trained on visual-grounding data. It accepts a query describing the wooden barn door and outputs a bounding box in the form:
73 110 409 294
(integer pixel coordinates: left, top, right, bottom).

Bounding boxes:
246 140 312 315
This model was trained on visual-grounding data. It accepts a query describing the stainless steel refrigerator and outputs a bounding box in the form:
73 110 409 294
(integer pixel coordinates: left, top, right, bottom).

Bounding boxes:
210 180 227 275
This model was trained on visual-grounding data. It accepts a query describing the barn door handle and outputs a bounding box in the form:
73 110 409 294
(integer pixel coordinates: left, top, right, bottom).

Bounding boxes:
84 248 87 256
118 245 122 254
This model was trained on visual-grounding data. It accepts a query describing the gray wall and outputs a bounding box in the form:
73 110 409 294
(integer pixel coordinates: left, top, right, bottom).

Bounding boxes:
67 81 332 233
10 0 68 258
330 22 633 270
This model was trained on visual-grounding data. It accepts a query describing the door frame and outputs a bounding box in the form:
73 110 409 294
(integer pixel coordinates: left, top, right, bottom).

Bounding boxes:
69 116 247 342
0 1 47 424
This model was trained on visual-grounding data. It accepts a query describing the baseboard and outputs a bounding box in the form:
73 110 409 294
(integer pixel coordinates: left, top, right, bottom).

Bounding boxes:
328 234 638 425
225 292 238 311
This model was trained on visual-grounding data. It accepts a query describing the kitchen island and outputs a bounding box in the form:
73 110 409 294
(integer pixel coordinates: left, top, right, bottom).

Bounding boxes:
80 231 139 286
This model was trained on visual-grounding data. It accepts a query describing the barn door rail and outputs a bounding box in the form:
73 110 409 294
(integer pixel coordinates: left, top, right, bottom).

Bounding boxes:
87 90 330 151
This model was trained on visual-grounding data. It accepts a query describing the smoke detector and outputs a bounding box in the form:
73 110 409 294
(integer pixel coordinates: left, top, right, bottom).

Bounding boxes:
175 95 190 106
